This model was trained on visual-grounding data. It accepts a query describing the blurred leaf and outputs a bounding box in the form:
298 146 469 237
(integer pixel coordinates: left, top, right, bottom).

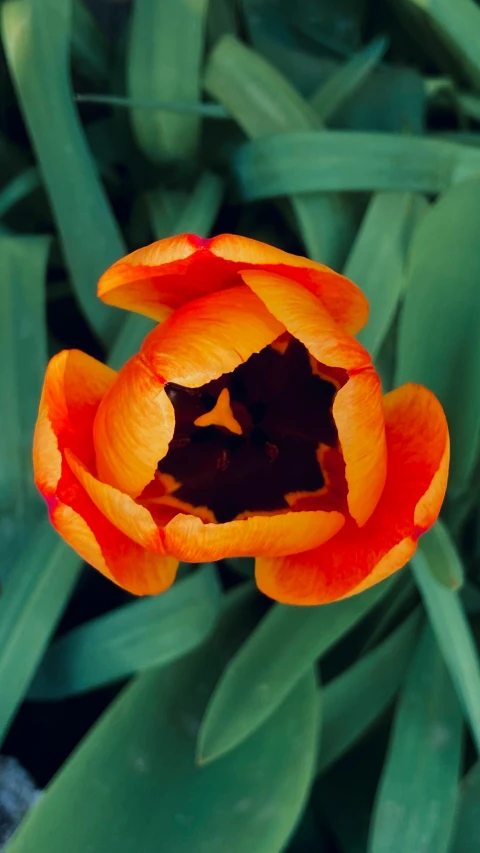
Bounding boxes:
451 762 480 853
205 34 356 267
71 0 109 85
422 520 464 589
173 171 224 235
198 579 392 764
310 36 389 122
128 0 209 162
0 166 40 219
404 0 480 91
1 0 125 347
29 564 222 699
8 587 319 853
396 175 480 497
318 609 422 774
368 625 463 853
344 192 427 358
76 94 228 117
233 131 480 200
0 523 82 746
146 187 189 239
0 232 49 521
207 0 238 44
412 530 480 754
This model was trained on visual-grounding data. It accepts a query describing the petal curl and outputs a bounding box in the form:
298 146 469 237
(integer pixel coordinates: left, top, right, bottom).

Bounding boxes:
93 355 175 497
255 383 449 605
33 350 177 595
141 285 284 387
163 510 344 562
33 349 117 499
241 270 387 525
98 233 368 334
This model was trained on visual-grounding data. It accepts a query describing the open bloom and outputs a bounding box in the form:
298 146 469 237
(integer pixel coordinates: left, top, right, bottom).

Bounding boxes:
33 234 449 605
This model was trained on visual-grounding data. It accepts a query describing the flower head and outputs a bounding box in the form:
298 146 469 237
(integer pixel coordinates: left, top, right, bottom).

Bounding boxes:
33 234 449 604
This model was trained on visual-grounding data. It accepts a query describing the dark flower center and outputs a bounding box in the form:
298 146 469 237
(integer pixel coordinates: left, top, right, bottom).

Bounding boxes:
158 336 346 523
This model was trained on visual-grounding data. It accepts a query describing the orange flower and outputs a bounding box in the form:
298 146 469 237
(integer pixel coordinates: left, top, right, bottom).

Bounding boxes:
33 234 449 604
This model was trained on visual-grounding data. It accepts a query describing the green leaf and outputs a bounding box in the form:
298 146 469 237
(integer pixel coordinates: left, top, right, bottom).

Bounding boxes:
71 0 108 85
396 176 480 497
233 131 480 200
318 609 422 774
0 166 40 219
198 578 392 764
421 520 464 589
204 34 356 268
451 761 480 853
411 530 480 754
173 171 224 236
1 0 125 347
128 0 209 162
0 232 50 523
368 625 463 853
310 35 388 122
7 587 319 853
0 523 82 746
29 565 222 699
405 0 480 91
344 191 427 358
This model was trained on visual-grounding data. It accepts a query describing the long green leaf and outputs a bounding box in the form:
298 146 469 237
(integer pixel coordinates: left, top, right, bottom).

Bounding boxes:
29 565 222 699
344 192 427 358
1 0 125 347
318 609 422 774
310 35 389 122
128 0 209 161
411 529 480 754
405 0 480 90
233 131 480 199
7 588 319 853
198 579 392 764
71 0 108 85
368 625 463 853
204 34 356 267
451 762 480 853
396 175 480 497
0 232 50 523
0 523 82 746
0 166 40 219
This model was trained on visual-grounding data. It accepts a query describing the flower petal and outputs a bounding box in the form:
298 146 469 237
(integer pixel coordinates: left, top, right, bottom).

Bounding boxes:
241 269 387 525
93 355 175 497
255 383 449 605
33 351 177 596
141 285 284 387
65 449 165 553
33 349 117 499
333 369 386 526
50 470 178 596
164 509 344 562
98 233 368 334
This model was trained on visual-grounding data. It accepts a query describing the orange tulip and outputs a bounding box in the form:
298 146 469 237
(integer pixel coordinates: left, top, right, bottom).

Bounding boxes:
33 234 449 604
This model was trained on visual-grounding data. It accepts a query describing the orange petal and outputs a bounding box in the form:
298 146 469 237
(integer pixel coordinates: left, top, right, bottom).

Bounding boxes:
241 269 386 524
164 509 344 562
33 350 117 499
65 449 165 554
93 355 175 497
141 285 284 387
333 369 386 526
211 233 368 334
255 383 449 605
98 233 368 334
50 468 178 596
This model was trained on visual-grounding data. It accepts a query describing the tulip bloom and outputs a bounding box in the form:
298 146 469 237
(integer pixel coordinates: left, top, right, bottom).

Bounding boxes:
33 234 449 604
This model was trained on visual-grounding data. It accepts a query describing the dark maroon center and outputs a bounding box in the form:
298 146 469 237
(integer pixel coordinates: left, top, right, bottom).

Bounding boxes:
158 337 341 523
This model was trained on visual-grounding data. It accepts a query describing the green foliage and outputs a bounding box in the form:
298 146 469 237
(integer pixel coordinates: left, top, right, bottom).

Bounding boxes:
2 1 480 851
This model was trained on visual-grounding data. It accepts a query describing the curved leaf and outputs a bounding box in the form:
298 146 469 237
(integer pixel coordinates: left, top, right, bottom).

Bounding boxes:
8 588 319 853
29 565 222 699
198 579 392 764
